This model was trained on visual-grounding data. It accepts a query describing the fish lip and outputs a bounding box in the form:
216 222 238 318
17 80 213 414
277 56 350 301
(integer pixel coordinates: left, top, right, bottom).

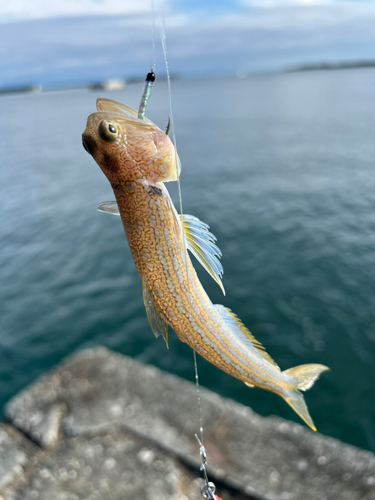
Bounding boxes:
82 134 95 156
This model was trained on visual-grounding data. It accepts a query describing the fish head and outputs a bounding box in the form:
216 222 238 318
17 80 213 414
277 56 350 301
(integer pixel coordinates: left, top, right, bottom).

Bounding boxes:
82 98 180 186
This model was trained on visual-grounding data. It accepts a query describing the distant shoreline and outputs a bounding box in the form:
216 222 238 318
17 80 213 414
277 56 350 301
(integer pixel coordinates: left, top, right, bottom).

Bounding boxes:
286 60 375 73
0 74 180 96
1 62 374 95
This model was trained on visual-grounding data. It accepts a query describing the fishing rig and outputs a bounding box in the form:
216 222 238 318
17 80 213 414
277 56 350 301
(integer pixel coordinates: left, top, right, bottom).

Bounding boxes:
138 70 155 120
136 8 221 498
195 434 220 499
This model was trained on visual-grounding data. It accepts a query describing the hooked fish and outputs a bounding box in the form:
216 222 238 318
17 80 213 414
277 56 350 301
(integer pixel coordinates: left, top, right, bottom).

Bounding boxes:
82 98 329 431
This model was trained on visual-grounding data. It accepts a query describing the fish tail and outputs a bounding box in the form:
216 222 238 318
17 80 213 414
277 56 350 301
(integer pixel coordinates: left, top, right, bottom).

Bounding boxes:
282 363 329 431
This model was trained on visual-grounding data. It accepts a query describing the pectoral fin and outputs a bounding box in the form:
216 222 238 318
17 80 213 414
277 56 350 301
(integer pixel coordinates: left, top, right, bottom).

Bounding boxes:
142 278 169 348
97 204 225 294
97 201 120 216
180 214 225 295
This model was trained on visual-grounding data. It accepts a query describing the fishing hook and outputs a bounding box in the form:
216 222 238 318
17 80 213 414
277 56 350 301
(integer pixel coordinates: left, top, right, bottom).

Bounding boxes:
165 116 171 135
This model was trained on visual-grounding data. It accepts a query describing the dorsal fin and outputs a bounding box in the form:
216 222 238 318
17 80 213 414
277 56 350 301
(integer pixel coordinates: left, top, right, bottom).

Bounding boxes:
96 98 139 117
142 277 169 348
180 214 225 295
214 304 279 368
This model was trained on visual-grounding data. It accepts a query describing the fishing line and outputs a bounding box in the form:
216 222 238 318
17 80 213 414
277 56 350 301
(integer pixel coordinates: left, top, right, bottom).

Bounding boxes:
158 4 218 499
137 0 158 119
139 1 218 496
194 350 204 446
151 0 157 72
158 0 201 445
159 8 181 216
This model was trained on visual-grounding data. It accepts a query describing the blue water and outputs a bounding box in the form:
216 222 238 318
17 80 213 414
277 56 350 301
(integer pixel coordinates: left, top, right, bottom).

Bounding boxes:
1 69 375 452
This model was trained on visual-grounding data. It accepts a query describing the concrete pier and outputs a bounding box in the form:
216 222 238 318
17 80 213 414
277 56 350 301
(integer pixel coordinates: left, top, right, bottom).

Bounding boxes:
1 347 375 500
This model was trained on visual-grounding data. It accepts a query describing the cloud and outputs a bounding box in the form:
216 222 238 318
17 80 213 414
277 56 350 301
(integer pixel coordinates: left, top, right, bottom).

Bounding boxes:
222 1 375 30
0 0 375 88
0 0 156 23
241 0 375 6
243 0 334 7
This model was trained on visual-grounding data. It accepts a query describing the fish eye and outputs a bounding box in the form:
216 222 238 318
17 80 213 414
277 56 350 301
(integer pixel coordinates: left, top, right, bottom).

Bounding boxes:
98 120 119 142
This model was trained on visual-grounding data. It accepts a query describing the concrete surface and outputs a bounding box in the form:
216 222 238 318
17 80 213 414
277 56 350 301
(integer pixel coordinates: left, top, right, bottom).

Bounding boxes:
2 347 375 500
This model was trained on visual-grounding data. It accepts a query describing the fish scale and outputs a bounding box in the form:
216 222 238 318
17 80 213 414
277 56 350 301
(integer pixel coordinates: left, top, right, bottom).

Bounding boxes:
113 179 273 382
82 97 329 431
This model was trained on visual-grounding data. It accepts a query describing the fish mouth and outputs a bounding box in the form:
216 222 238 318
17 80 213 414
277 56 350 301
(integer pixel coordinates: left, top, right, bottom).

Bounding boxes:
82 134 95 156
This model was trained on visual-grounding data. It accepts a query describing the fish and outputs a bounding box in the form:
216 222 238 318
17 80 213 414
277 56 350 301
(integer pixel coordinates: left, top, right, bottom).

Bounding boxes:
82 98 329 431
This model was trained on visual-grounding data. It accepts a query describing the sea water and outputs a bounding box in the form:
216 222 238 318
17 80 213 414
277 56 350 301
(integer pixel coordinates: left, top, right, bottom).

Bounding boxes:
1 69 375 451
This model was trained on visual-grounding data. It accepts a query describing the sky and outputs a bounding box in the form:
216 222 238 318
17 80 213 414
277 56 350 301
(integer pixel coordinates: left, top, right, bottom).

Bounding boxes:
0 0 375 88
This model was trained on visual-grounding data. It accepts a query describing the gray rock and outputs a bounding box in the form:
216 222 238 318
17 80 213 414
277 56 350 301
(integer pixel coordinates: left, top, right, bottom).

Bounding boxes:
5 347 375 500
28 403 65 450
0 424 40 495
11 427 194 500
6 381 65 451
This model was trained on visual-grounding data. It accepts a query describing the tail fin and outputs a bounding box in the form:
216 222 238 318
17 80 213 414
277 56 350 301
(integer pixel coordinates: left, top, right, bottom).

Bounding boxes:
282 363 329 431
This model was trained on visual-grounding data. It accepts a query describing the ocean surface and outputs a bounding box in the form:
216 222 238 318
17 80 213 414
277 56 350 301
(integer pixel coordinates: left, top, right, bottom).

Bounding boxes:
1 69 375 452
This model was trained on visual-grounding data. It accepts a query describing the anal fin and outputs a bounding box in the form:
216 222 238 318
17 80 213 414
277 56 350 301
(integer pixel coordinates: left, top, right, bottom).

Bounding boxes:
142 277 169 348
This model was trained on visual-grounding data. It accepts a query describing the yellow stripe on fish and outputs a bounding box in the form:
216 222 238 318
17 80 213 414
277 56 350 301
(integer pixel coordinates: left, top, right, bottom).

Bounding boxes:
82 98 329 431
